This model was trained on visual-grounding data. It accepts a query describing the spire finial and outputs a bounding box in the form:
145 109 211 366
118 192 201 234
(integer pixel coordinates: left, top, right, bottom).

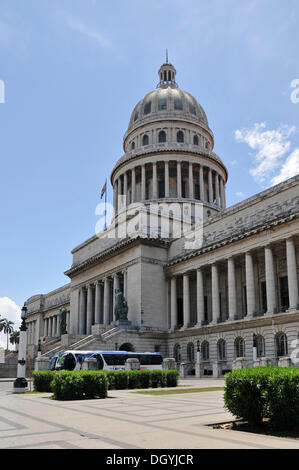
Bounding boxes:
166 48 168 63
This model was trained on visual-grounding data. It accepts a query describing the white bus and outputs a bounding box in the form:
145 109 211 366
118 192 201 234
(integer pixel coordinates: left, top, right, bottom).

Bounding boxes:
50 350 163 371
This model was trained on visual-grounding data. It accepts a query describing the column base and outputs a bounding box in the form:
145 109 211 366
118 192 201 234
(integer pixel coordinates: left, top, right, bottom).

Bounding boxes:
13 377 28 394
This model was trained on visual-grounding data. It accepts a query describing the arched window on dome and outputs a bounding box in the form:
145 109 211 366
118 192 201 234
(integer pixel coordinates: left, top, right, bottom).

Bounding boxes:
177 131 184 143
142 134 149 146
158 98 167 110
193 135 199 146
131 141 135 150
144 101 151 115
134 111 139 121
174 98 183 110
158 130 166 143
189 103 196 115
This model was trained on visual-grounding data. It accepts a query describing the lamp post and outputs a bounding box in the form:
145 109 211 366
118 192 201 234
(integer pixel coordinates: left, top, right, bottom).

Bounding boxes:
13 305 28 393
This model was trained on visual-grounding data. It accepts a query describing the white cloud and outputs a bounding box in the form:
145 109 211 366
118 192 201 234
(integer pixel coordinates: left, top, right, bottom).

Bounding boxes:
0 297 21 350
271 149 299 185
67 18 110 49
235 191 245 198
234 122 297 184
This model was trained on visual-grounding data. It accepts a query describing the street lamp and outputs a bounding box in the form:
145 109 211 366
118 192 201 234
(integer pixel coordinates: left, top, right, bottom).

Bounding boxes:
13 305 28 393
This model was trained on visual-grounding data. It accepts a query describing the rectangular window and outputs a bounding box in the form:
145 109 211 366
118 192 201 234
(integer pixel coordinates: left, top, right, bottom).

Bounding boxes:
279 276 289 310
243 285 247 316
204 296 208 322
261 281 267 313
158 98 167 110
174 98 183 110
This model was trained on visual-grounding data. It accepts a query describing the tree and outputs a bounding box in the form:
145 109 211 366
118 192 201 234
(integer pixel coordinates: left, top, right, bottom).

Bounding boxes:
0 319 14 351
10 330 20 351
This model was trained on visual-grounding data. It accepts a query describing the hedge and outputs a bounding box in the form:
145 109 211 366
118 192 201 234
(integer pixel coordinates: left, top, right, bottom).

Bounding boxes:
32 369 180 399
50 370 108 400
32 371 56 392
224 366 299 429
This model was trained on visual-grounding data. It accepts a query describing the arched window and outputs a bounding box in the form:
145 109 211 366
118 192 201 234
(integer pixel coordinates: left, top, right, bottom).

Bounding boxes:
131 141 135 150
144 101 151 115
276 333 288 357
217 339 227 360
174 344 181 362
187 342 195 362
177 131 184 143
134 111 139 121
158 130 166 143
189 103 196 115
235 337 245 358
193 135 199 146
201 341 209 361
256 335 265 358
142 134 149 146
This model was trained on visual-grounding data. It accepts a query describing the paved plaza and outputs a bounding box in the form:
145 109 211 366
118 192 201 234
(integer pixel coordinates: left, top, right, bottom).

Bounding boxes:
0 378 299 449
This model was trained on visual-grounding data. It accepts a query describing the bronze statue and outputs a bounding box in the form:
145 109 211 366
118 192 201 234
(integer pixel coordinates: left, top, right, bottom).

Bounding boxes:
58 308 67 335
114 289 129 321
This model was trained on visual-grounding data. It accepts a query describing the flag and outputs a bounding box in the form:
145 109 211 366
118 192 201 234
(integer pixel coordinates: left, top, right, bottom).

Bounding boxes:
100 180 107 199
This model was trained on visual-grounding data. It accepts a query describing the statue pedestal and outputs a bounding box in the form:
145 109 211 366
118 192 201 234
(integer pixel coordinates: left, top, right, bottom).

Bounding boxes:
113 319 132 327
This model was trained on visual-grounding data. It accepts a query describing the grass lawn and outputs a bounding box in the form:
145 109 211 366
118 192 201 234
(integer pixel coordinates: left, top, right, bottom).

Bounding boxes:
133 387 224 395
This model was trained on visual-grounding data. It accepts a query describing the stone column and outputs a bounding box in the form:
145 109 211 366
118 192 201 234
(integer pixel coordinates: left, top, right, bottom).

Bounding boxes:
265 245 276 315
286 238 299 311
79 288 86 334
211 264 220 323
189 162 194 199
123 270 127 298
123 172 128 206
199 165 204 201
56 315 60 336
215 173 220 207
183 274 190 328
131 168 136 203
152 162 158 199
245 252 256 317
113 274 120 321
208 169 213 204
220 177 225 209
196 269 204 325
165 161 169 197
103 278 111 325
227 257 237 320
94 281 102 324
141 165 146 200
170 277 177 330
86 285 93 334
43 318 47 337
177 161 182 197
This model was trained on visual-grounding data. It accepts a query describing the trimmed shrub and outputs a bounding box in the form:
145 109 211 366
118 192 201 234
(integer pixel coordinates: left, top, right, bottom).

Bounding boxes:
150 370 164 388
32 371 55 392
113 371 129 390
50 371 107 400
105 371 117 390
164 369 180 387
139 370 151 389
127 370 140 389
266 368 299 430
224 366 299 429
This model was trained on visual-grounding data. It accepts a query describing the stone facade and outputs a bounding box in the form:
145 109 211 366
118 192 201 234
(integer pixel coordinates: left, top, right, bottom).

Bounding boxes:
24 60 299 375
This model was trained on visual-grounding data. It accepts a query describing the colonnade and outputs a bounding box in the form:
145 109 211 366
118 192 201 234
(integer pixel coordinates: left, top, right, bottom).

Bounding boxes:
169 238 299 330
77 271 127 335
113 160 226 212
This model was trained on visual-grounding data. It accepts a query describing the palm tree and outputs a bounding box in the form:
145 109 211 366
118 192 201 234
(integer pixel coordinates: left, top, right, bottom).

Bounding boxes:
0 320 14 351
10 330 20 351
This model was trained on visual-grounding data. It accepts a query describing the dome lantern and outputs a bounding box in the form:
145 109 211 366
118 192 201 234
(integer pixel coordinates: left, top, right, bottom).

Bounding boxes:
157 50 177 88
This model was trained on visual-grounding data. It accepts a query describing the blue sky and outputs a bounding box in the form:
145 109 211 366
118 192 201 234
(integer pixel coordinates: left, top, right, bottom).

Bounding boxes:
0 0 298 344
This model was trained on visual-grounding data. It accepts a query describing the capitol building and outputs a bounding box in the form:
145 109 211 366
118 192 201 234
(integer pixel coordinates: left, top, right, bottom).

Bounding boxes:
25 59 299 375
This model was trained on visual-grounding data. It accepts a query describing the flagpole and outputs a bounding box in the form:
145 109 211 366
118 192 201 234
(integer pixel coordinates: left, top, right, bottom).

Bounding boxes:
104 178 107 230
